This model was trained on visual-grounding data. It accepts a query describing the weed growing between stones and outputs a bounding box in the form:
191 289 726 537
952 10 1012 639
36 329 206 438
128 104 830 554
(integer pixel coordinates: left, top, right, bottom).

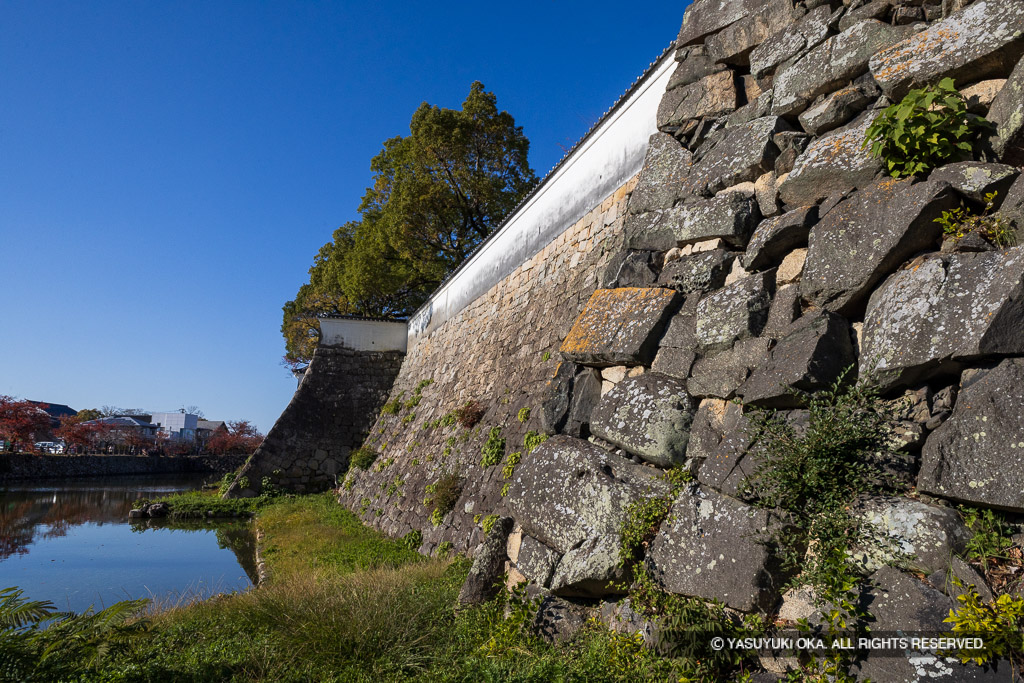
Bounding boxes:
382 392 405 415
944 580 1024 667
435 540 453 558
481 514 499 534
400 529 422 552
351 446 379 470
618 467 693 569
541 351 551 362
218 470 239 496
864 77 991 178
404 379 434 410
934 191 1016 247
455 400 485 428
480 426 506 467
425 471 462 527
522 430 548 453
517 406 531 423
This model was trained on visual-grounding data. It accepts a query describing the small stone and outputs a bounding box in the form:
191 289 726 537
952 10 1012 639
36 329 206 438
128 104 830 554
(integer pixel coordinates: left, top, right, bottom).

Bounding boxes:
626 193 761 250
960 78 1007 114
695 270 776 351
657 70 739 136
688 337 774 399
776 248 807 285
797 82 878 136
658 249 736 294
683 116 791 197
754 172 782 217
986 56 1024 165
742 206 817 271
749 4 842 80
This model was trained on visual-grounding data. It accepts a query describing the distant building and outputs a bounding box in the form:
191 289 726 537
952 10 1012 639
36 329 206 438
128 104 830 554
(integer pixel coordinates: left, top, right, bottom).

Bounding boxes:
81 416 159 437
27 401 77 429
150 412 200 441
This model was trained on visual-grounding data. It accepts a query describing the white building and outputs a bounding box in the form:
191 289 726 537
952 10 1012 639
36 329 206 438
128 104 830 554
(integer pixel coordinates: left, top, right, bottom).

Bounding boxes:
150 411 200 441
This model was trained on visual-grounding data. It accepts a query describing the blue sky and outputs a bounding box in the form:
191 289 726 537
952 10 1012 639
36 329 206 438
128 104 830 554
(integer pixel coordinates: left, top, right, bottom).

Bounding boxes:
0 1 682 432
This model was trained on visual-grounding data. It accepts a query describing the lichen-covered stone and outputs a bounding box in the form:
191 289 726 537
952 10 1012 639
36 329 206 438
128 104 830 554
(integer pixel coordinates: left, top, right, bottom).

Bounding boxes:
772 20 915 116
589 373 696 467
683 116 790 196
988 55 1024 164
458 516 513 605
667 45 727 91
742 206 817 271
627 133 694 215
762 282 802 336
515 534 560 587
778 112 882 207
688 399 762 498
647 485 785 611
870 0 1024 100
677 0 766 46
658 249 736 294
695 269 775 351
797 82 879 136
505 435 670 596
626 193 760 250
560 288 681 367
919 359 1024 513
850 495 970 574
688 337 774 399
657 70 739 136
929 161 1020 204
860 249 1024 390
738 311 856 408
801 178 957 316
705 0 804 66
600 250 660 289
749 4 841 80
651 297 701 381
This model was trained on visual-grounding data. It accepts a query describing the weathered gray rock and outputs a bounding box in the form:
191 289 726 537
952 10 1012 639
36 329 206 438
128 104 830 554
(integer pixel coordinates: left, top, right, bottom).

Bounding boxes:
999 173 1024 227
919 359 1024 513
870 0 1024 100
851 566 1016 682
667 45 727 91
647 485 785 611
458 516 513 605
705 0 804 66
688 337 774 399
742 206 817 271
658 249 735 294
801 178 957 315
695 269 775 351
930 161 1020 204
626 193 760 250
750 4 842 80
657 70 739 136
516 535 560 588
560 288 681 367
532 589 588 643
651 296 701 381
860 249 1024 391
628 134 694 215
988 55 1024 164
590 373 696 466
772 20 915 116
926 556 993 603
600 250 660 289
838 0 893 31
506 435 670 596
850 495 970 574
687 399 760 497
797 82 879 135
684 117 790 196
762 283 802 337
677 0 765 46
726 91 776 129
778 112 882 206
738 311 856 408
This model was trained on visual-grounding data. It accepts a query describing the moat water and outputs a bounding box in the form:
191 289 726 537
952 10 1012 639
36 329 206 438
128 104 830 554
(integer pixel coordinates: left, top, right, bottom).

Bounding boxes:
0 474 255 613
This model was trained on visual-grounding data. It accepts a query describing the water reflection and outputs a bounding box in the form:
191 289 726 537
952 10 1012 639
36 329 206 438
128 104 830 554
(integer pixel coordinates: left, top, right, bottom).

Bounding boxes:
0 476 255 612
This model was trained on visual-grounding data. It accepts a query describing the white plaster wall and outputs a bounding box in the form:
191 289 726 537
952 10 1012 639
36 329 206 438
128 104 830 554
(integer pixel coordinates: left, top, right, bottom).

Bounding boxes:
408 47 676 344
320 318 409 352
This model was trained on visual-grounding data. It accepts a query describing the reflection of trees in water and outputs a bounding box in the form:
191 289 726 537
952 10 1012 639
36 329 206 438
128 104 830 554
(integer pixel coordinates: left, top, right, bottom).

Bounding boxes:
0 500 35 560
128 519 258 584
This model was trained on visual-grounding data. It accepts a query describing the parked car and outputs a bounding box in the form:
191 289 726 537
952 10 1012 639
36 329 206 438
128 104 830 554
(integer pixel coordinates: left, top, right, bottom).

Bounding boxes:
33 441 65 454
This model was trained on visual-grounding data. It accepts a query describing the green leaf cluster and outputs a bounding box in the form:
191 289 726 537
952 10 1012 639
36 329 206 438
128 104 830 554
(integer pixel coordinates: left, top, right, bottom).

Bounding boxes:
281 82 536 365
944 584 1024 667
864 77 991 178
935 191 1016 247
479 426 505 467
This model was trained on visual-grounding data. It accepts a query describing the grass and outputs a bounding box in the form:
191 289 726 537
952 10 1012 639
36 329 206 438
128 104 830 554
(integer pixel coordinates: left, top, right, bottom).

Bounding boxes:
134 489 266 519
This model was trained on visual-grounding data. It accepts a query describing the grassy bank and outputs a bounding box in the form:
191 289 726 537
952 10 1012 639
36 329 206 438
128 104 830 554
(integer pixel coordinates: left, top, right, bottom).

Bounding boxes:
6 493 702 683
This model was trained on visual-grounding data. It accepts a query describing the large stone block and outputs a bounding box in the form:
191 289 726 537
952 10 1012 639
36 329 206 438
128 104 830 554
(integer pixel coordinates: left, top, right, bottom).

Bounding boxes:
772 20 915 117
684 116 790 196
737 311 856 408
626 193 760 250
870 0 1024 100
651 296 701 381
705 0 804 66
919 359 1024 513
741 206 817 271
695 270 775 352
677 0 765 47
930 161 1020 204
658 70 739 136
988 56 1024 165
801 178 957 316
589 373 696 467
688 337 774 400
850 495 970 574
560 288 681 367
647 485 785 611
658 249 735 294
458 516 513 605
667 45 727 91
687 399 761 498
749 4 841 80
861 249 1024 391
778 112 882 207
627 133 694 215
797 82 878 136
505 435 670 596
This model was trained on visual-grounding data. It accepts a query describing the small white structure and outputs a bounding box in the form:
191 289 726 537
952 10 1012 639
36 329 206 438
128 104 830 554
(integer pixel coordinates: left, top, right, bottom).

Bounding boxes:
319 316 408 352
150 412 200 440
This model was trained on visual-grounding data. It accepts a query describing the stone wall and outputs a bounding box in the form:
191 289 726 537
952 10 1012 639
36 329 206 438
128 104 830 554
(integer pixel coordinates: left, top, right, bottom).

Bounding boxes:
225 345 404 496
0 453 246 481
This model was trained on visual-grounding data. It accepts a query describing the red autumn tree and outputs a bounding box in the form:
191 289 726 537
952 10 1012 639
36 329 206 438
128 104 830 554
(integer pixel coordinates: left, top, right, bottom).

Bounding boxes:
56 414 115 454
0 396 53 453
205 420 264 455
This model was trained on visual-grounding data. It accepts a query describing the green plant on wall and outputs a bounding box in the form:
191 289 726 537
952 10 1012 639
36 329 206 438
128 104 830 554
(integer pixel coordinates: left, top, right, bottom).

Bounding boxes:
864 77 991 178
480 427 506 467
934 191 1016 247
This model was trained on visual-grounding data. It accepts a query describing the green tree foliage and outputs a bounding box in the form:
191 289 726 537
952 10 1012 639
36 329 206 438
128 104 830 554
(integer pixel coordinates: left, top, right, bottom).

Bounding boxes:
282 82 536 366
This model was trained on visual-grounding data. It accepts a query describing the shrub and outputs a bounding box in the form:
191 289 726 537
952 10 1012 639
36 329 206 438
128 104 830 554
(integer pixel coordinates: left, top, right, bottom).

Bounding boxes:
864 77 991 178
541 351 551 362
501 451 522 480
217 471 237 496
944 583 1024 667
619 497 672 568
517 406 531 423
935 191 1016 247
350 446 378 470
480 427 505 467
455 400 485 428
400 529 422 552
427 472 462 528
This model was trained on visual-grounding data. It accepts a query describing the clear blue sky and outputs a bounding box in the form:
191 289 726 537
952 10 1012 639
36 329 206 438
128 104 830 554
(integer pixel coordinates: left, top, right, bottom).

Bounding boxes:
0 1 682 433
